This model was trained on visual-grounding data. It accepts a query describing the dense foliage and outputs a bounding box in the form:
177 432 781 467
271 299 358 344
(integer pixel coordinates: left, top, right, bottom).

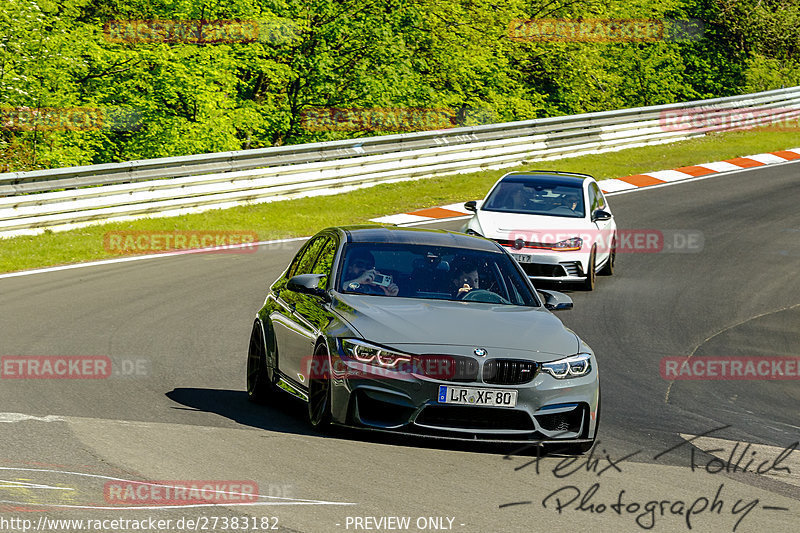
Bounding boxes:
1 0 797 171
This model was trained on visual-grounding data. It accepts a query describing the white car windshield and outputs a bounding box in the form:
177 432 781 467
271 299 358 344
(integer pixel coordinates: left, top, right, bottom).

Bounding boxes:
483 179 585 218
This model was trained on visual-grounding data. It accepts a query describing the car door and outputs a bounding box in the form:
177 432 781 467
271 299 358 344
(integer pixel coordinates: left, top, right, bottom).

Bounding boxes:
297 236 339 383
588 181 614 266
269 235 330 388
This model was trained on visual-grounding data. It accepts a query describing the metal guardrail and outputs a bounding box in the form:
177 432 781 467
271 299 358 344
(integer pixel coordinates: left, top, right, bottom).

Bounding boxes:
1 86 799 237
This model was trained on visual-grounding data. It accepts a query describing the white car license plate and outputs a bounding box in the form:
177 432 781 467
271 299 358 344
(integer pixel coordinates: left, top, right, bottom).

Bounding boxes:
511 253 533 263
438 385 518 408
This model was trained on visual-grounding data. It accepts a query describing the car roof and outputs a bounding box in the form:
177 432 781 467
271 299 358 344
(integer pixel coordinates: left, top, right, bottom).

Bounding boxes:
498 172 591 187
338 225 501 252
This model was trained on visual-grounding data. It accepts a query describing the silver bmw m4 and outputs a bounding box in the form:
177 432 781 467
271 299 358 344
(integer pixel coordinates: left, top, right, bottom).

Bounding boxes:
247 225 600 452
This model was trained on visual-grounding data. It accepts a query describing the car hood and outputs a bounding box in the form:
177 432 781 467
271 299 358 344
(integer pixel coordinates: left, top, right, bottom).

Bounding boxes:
332 294 580 359
476 210 589 240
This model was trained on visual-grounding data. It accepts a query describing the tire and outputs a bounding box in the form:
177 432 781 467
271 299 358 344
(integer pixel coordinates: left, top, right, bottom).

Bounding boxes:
599 237 616 276
581 248 597 291
307 342 332 430
247 321 274 404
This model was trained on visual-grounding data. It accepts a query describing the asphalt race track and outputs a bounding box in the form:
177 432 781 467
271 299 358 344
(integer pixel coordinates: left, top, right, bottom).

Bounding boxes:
1 162 798 533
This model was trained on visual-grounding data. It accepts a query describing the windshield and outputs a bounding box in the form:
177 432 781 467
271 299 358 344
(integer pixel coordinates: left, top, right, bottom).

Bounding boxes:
483 178 585 218
337 243 539 306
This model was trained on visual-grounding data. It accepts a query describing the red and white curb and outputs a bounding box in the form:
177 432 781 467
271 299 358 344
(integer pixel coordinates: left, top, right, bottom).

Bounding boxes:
371 203 474 225
597 148 800 193
370 148 800 224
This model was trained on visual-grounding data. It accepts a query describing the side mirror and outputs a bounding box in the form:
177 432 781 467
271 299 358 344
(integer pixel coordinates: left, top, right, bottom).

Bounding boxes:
539 289 573 311
592 209 612 222
464 200 478 212
287 274 330 301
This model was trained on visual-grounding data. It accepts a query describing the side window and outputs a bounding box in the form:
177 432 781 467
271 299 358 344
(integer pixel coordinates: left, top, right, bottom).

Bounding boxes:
591 183 606 209
291 236 329 277
311 238 337 288
587 185 598 212
285 254 302 279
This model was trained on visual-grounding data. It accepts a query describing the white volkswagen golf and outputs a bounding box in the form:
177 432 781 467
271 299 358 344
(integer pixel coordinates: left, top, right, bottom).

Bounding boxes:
462 171 617 290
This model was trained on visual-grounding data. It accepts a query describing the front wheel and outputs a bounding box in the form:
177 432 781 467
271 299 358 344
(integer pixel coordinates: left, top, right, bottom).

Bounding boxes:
307 343 332 430
247 321 274 404
581 249 597 291
599 238 616 276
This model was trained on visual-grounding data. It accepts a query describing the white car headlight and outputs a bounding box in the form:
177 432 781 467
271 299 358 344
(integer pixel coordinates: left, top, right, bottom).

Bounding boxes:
551 237 582 251
541 353 592 378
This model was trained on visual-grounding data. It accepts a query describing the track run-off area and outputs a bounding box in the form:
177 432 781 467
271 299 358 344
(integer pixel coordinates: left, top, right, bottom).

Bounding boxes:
1 161 798 533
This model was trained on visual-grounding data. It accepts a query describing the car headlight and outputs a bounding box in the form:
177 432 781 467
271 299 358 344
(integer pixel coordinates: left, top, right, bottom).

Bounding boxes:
340 339 412 369
551 237 582 251
541 353 592 378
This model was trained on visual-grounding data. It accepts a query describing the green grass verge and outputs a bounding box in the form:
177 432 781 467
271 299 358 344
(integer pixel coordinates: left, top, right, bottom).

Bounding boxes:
1 127 798 274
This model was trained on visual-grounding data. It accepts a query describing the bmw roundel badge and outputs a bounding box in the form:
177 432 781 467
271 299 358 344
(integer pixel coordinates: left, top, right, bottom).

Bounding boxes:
474 348 487 357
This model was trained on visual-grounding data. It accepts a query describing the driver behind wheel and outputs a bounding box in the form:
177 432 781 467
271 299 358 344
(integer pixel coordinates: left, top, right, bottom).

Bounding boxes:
343 248 399 296
555 189 580 212
450 259 480 298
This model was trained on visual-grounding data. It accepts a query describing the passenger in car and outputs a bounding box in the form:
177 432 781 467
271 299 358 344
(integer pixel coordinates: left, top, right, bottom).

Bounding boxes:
493 182 528 210
342 249 399 296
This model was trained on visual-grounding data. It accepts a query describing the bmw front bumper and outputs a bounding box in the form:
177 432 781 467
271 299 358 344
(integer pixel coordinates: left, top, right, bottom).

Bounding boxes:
329 353 600 444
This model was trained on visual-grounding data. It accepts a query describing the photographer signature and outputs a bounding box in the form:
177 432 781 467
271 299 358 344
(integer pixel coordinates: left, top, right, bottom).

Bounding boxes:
500 425 796 531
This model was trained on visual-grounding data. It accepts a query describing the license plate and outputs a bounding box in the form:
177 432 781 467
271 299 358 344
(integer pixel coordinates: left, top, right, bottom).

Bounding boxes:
511 253 533 263
438 385 518 408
